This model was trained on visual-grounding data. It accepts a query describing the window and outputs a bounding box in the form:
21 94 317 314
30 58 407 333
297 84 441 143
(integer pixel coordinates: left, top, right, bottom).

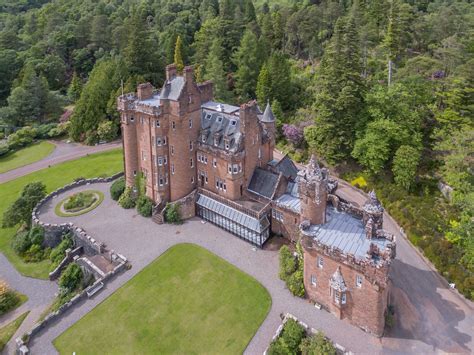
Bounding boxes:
163 156 167 165
214 136 219 146
217 116 223 123
133 170 137 176
141 151 146 161
202 134 207 143
157 157 163 166
224 139 230 150
318 257 323 269
205 113 211 120
190 158 194 168
230 120 236 126
159 177 164 186
233 164 238 174
356 275 363 288
156 137 162 146
228 164 232 174
272 209 283 222
213 159 217 168
191 176 195 184
334 291 340 304
223 182 227 192
130 116 135 122
171 164 175 174
189 119 193 128
190 141 193 151
258 148 262 159
341 293 347 304
310 275 317 286
204 156 208 164
239 163 242 172
172 121 176 130
163 136 167 145
188 95 193 104
171 145 174 155
156 120 160 127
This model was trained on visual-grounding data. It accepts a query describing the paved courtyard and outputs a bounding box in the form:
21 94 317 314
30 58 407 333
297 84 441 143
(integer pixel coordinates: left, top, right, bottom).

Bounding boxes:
29 181 473 354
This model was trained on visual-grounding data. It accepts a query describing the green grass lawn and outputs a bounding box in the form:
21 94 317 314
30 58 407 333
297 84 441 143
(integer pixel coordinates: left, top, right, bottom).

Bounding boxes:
0 148 123 279
0 311 29 352
0 141 55 174
54 244 272 355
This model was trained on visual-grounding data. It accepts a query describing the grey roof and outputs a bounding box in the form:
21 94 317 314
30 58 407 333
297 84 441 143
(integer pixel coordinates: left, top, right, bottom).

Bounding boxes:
196 194 269 233
274 155 299 180
201 101 240 114
137 94 161 107
260 102 275 123
248 168 279 199
275 181 300 213
160 76 185 101
301 206 391 262
200 108 242 152
330 267 347 292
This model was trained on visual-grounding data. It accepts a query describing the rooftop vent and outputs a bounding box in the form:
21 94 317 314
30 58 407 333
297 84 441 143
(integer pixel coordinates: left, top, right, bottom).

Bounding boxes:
217 104 224 112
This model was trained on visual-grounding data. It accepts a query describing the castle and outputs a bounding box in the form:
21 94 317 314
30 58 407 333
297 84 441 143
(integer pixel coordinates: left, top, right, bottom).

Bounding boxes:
117 64 396 336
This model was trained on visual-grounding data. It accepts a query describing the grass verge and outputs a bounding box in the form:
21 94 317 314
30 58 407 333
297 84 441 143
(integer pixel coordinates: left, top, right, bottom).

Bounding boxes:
54 190 105 217
0 311 29 352
0 141 55 174
0 148 123 279
54 243 272 354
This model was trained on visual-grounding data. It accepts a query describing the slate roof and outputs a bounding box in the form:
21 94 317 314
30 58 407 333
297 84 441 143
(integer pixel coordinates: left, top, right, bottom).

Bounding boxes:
248 168 279 199
275 181 301 213
301 206 391 262
260 102 275 123
200 108 242 152
160 76 185 101
274 155 299 180
137 94 161 107
196 194 270 233
201 101 240 114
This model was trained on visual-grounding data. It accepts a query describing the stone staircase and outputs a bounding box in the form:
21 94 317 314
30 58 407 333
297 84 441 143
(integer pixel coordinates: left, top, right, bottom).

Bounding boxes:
152 201 166 225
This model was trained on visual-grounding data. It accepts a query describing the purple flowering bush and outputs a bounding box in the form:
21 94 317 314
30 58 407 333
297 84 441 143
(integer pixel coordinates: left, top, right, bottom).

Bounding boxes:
282 124 304 146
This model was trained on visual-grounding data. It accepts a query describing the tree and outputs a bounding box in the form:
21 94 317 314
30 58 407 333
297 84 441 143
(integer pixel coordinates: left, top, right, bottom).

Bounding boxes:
2 182 46 228
124 11 150 76
233 30 260 101
59 263 83 293
392 145 420 190
203 39 231 102
256 62 271 107
68 72 83 102
174 35 185 73
309 17 365 163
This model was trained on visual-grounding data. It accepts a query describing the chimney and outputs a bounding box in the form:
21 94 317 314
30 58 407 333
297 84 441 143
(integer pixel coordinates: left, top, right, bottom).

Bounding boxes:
166 64 177 81
137 83 153 101
184 66 194 83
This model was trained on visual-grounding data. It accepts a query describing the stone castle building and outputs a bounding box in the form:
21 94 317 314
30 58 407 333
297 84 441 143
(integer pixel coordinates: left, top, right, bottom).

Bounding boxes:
118 64 396 336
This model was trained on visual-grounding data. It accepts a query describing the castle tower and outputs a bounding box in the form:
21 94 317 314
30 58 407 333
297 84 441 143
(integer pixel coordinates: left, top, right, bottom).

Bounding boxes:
297 155 328 225
118 97 139 187
362 190 384 238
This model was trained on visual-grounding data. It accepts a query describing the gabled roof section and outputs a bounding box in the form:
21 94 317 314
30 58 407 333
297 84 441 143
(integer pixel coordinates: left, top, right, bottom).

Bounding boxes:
200 108 242 152
248 168 279 199
160 76 185 101
274 155 299 180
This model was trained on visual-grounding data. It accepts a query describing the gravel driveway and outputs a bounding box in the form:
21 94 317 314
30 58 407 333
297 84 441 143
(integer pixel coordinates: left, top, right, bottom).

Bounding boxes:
29 181 473 355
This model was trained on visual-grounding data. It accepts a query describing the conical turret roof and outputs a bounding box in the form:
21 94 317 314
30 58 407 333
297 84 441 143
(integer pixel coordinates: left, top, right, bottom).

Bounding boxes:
260 102 275 123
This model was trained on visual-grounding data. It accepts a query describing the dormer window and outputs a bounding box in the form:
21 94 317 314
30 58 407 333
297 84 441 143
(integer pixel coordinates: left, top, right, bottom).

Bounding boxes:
230 120 236 126
205 113 211 120
217 116 223 123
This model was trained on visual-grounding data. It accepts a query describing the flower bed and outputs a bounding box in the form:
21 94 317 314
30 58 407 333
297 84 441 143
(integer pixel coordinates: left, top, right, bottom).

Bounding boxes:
54 190 104 217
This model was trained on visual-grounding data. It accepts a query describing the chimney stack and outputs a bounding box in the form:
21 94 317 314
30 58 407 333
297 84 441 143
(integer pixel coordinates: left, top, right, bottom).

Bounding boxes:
166 64 177 81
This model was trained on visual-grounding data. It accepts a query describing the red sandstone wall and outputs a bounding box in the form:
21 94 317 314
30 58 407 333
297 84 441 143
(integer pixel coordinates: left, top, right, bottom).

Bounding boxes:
303 248 388 336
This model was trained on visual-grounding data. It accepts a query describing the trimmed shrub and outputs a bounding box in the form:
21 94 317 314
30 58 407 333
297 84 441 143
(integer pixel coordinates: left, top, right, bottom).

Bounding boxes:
110 177 125 201
23 244 48 263
49 234 74 271
136 196 153 217
11 231 31 255
118 187 136 209
279 245 297 281
287 270 305 297
59 263 83 293
300 331 336 355
164 203 182 224
0 281 20 316
268 319 306 355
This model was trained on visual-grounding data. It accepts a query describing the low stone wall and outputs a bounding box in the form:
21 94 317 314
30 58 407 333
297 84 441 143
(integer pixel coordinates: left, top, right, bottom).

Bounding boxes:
263 313 350 355
49 246 83 280
169 189 197 220
32 172 124 252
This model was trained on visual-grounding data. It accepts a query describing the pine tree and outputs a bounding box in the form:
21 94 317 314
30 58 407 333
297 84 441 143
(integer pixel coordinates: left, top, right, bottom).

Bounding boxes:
233 30 260 101
382 0 402 85
124 11 150 76
256 62 271 106
203 39 231 102
309 16 365 164
68 72 82 102
174 35 185 73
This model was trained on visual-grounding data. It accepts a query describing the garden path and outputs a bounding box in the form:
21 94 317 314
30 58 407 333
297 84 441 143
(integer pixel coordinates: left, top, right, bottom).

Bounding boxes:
29 181 473 355
0 254 56 355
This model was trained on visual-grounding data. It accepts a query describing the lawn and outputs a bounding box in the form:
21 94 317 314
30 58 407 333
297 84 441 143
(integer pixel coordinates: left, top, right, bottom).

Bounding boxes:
0 141 55 174
0 311 29 351
54 243 272 355
0 148 123 279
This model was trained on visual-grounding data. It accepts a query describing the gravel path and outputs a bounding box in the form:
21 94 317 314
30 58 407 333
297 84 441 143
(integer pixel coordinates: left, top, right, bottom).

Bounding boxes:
0 140 121 184
0 254 57 355
28 182 473 354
